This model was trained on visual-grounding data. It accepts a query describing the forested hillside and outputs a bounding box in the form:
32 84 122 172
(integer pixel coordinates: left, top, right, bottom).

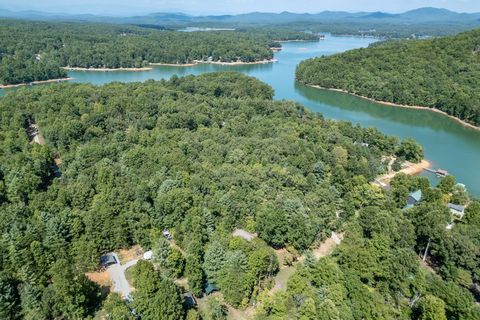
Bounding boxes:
256 173 480 319
0 72 393 318
0 73 478 319
296 29 480 126
0 20 317 86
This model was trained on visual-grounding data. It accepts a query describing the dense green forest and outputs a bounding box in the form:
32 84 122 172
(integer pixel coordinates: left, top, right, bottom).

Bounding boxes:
0 19 317 85
256 173 480 319
0 72 478 319
296 29 480 126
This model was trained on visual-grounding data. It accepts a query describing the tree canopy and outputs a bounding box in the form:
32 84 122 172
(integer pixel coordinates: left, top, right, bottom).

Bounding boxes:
0 72 476 319
0 19 317 85
296 29 480 126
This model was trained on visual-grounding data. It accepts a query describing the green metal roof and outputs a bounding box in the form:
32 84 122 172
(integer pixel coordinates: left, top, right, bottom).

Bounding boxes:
409 189 422 202
205 283 218 295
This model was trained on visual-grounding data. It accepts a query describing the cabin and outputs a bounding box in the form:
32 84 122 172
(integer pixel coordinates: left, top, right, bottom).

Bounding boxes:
183 292 197 308
204 283 219 295
402 190 422 211
232 229 257 242
407 190 422 206
100 253 117 268
448 203 466 220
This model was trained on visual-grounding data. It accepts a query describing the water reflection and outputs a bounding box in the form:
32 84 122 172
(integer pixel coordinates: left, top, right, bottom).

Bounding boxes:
295 83 480 137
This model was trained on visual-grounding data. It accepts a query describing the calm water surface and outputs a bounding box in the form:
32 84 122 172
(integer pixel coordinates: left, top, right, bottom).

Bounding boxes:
2 36 480 195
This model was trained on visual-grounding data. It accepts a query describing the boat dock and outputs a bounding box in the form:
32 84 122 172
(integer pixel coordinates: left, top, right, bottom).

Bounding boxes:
424 168 449 177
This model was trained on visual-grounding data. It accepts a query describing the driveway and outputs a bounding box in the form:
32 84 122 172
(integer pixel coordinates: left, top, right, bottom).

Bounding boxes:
107 253 139 301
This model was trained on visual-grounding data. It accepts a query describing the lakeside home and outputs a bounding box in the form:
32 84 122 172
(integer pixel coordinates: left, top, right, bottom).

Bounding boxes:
403 189 423 210
448 203 466 220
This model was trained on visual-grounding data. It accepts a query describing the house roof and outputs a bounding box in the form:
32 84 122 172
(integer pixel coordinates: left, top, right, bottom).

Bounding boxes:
100 253 117 266
205 283 218 295
183 293 197 307
448 203 465 212
409 190 422 202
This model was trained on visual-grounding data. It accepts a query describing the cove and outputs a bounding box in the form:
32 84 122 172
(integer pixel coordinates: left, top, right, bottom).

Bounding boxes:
2 36 480 196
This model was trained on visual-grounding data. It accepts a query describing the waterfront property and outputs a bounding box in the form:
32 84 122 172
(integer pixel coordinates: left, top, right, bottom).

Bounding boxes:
407 190 422 205
448 203 466 220
403 189 423 210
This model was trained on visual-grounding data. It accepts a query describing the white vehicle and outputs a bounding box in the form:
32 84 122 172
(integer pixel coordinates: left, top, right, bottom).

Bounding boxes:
143 250 153 260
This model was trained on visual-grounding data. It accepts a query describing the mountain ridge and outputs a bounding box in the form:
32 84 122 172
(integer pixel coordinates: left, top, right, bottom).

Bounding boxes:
2 7 480 23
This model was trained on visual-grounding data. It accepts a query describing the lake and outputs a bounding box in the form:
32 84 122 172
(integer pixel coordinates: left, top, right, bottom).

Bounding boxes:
2 36 480 195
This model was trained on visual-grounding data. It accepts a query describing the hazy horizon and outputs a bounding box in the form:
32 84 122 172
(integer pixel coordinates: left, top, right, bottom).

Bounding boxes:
1 0 480 16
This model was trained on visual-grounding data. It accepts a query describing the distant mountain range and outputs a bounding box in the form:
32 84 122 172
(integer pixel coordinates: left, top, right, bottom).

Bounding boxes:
1 7 480 34
1 7 479 25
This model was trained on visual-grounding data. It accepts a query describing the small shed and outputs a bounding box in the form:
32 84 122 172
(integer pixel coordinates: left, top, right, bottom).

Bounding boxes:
183 292 197 308
100 253 117 268
204 283 218 295
448 203 465 219
407 190 422 206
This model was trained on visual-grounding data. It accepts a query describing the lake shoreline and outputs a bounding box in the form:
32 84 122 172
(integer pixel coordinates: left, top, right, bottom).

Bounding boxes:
373 159 431 188
196 59 278 66
0 77 74 89
307 85 480 132
403 159 431 176
63 59 279 70
149 62 198 67
150 59 278 67
63 67 152 72
274 39 320 43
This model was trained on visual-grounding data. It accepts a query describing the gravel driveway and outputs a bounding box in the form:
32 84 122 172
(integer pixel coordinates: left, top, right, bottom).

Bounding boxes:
107 253 139 301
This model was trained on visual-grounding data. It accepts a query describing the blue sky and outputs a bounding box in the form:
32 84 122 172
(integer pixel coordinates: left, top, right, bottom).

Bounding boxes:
1 0 479 15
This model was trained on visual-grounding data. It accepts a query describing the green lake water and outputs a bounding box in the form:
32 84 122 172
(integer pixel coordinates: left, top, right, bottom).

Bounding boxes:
2 36 480 196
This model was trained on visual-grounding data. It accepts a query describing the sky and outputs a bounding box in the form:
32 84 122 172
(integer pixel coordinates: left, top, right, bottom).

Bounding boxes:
1 0 480 16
